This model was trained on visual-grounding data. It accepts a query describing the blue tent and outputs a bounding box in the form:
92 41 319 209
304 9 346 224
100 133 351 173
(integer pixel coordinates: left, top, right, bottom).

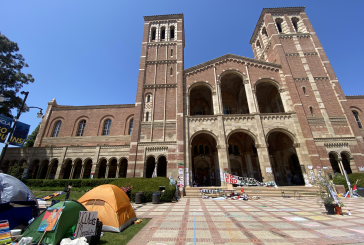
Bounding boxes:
0 173 39 230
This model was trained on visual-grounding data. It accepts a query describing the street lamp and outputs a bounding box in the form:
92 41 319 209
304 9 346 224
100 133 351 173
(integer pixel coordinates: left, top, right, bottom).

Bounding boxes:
0 91 43 169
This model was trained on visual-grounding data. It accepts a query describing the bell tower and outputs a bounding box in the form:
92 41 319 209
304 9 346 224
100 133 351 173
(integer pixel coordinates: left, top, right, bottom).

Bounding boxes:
128 14 185 178
250 7 364 172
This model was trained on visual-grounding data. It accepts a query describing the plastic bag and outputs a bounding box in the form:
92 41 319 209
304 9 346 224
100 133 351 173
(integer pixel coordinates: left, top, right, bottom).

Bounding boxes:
60 237 88 245
18 237 32 245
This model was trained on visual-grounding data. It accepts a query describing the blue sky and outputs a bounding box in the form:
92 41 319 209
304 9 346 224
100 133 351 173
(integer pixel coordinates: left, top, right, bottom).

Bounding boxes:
1 0 363 142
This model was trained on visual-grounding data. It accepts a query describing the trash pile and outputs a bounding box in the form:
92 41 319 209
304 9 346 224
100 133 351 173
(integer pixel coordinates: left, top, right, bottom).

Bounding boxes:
200 188 260 201
0 173 138 245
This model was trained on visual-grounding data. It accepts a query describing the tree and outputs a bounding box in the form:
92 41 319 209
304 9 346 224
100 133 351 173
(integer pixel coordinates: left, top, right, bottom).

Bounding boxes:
0 34 34 118
24 123 40 147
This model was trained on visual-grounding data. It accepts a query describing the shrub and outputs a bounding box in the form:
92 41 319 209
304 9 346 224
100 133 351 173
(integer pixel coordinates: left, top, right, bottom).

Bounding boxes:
333 173 364 191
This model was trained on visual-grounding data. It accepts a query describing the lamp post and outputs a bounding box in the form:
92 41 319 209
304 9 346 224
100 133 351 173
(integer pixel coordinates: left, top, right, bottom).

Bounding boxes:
0 91 43 169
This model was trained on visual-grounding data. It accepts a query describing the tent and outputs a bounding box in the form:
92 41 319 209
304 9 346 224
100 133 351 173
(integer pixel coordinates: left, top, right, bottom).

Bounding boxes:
0 173 39 230
22 201 86 245
78 184 136 232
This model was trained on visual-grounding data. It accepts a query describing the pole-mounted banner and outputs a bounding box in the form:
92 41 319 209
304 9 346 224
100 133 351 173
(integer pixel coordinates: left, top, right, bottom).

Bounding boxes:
0 115 13 143
9 121 30 146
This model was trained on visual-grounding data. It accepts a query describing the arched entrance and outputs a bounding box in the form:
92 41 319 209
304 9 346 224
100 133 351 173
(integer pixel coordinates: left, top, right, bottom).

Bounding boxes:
62 160 72 179
39 160 49 179
191 133 218 186
267 131 304 186
189 84 213 115
256 81 284 113
220 73 249 114
98 159 107 178
341 152 352 175
228 132 262 181
28 160 40 179
108 159 117 178
48 160 58 179
119 159 128 178
72 159 82 179
157 156 167 177
329 153 341 174
145 156 156 178
83 159 92 179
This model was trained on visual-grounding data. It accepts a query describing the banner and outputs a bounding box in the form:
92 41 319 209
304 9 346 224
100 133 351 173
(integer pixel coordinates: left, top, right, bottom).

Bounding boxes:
0 115 12 143
9 121 30 146
224 173 241 185
75 211 98 237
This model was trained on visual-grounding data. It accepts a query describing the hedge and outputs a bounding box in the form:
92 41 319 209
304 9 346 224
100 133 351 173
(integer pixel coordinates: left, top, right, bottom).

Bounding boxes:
333 173 364 191
23 177 176 202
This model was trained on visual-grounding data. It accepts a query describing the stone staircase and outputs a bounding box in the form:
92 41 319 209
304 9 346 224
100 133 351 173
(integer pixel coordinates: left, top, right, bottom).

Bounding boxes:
183 186 319 198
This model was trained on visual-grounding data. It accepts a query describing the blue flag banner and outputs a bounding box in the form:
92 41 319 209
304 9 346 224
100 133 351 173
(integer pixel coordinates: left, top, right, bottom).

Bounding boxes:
9 121 30 146
0 115 13 143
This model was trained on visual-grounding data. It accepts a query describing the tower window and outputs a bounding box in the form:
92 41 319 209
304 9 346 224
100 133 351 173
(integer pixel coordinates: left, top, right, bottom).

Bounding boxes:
146 112 149 121
77 120 86 136
52 121 62 137
151 27 156 41
147 94 150 103
256 40 261 49
309 106 314 117
170 67 173 76
161 27 165 40
102 119 112 136
302 86 306 95
275 18 283 33
262 27 268 37
291 17 299 32
171 49 173 57
353 111 363 128
129 119 134 135
170 26 175 39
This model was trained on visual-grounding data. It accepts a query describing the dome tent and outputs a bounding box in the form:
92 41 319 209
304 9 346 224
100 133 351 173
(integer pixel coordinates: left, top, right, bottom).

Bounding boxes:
78 184 136 232
0 173 39 229
22 201 86 245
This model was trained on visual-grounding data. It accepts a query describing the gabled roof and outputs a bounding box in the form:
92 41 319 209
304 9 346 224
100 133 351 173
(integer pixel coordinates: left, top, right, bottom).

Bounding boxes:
184 53 281 74
250 6 305 44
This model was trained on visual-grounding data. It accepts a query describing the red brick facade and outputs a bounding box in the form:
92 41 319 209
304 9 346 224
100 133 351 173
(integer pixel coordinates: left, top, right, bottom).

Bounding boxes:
3 7 364 184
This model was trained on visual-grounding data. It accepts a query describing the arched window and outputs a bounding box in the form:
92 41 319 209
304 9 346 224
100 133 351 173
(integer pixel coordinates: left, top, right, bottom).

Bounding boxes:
52 121 62 137
302 86 306 95
353 111 363 128
161 26 165 40
223 104 232 115
262 27 268 37
275 18 283 33
291 17 299 32
77 120 86 136
147 95 151 103
129 119 134 135
170 26 175 39
146 112 149 122
102 119 112 136
256 40 261 49
151 27 156 41
171 49 173 57
193 105 204 116
309 106 314 117
170 67 173 76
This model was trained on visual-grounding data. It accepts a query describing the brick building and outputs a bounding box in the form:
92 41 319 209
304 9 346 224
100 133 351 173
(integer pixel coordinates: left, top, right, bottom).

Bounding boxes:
2 7 364 187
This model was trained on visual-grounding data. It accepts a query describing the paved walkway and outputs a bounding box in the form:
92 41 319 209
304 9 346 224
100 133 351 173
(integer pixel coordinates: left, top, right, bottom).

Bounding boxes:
128 197 364 245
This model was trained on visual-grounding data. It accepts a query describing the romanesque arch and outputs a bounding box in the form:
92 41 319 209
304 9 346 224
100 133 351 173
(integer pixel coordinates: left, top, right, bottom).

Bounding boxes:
255 79 284 113
61 159 73 179
108 158 117 178
72 159 82 179
145 156 156 178
340 151 352 174
189 82 214 116
48 159 59 179
39 160 49 179
157 155 167 177
82 158 93 179
97 158 107 178
118 158 128 178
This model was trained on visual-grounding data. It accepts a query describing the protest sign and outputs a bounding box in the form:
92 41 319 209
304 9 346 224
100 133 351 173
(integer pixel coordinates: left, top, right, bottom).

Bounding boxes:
9 121 30 146
75 211 98 238
0 115 12 143
38 206 64 232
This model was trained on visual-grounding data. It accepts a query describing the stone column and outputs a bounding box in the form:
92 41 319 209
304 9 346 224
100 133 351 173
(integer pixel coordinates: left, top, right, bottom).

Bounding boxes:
244 153 253 177
256 146 274 182
251 89 260 113
80 163 85 179
55 162 63 179
105 164 109 179
91 164 97 178
188 145 193 186
212 91 219 115
69 163 76 180
337 158 345 175
243 79 257 114
186 95 190 116
45 162 53 179
116 163 120 178
279 88 291 112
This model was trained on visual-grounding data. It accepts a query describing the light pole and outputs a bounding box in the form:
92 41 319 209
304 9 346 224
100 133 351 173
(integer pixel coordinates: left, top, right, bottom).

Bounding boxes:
0 91 43 170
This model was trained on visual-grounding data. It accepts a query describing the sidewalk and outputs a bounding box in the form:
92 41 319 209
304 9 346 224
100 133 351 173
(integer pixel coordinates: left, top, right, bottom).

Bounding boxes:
128 197 364 245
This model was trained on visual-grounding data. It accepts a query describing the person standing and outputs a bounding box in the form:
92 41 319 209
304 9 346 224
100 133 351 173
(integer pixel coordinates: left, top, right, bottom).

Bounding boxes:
64 181 73 201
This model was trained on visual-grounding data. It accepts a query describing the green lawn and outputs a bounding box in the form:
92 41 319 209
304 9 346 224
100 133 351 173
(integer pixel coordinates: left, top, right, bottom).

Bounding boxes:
100 219 150 245
32 190 86 201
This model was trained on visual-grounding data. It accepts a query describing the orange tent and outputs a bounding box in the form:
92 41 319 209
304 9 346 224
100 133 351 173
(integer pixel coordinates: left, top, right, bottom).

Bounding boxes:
78 184 136 232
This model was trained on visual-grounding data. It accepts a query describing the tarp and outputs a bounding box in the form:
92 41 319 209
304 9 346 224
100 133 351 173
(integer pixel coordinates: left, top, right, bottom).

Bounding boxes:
22 201 86 245
78 184 136 232
0 173 39 229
